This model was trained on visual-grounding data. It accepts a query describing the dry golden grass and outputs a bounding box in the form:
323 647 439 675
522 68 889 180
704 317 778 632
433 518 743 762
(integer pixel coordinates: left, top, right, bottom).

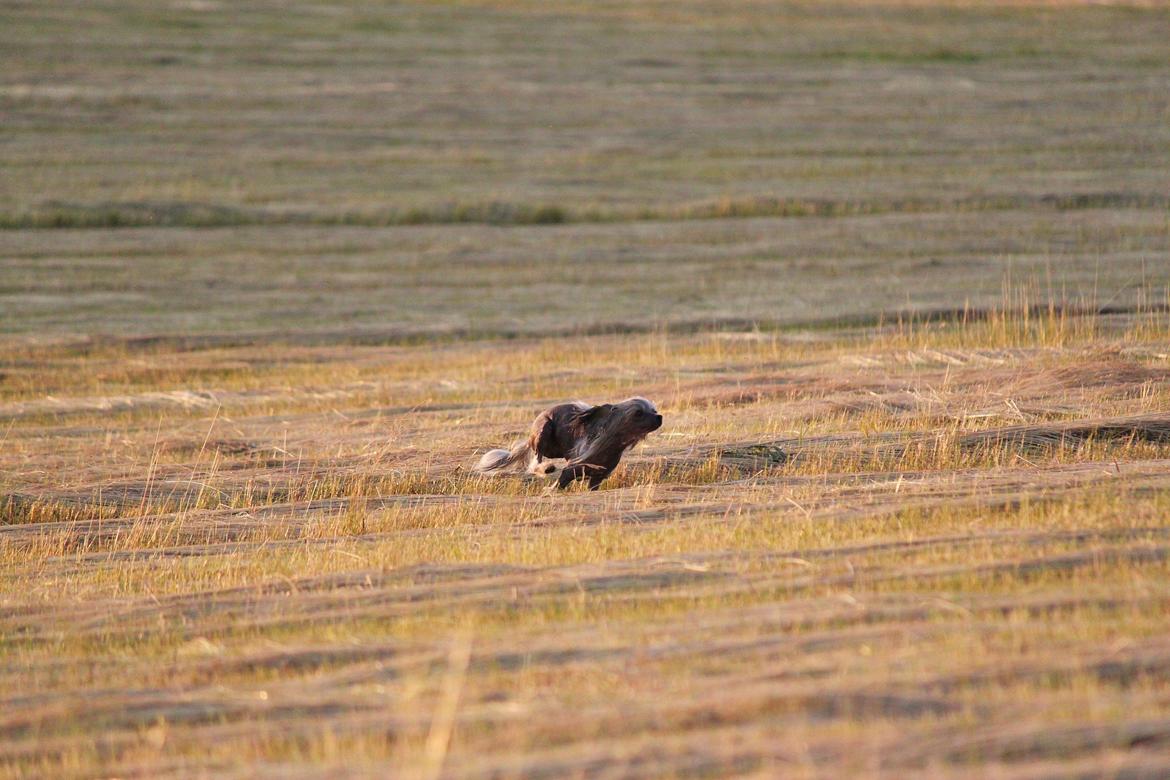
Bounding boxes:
4 305 1170 778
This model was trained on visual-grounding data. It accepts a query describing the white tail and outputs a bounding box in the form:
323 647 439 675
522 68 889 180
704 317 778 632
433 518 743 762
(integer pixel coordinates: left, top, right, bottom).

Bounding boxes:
474 442 530 472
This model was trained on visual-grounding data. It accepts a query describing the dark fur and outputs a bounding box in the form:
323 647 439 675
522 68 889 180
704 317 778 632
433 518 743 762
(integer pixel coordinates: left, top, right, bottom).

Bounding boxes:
475 398 662 489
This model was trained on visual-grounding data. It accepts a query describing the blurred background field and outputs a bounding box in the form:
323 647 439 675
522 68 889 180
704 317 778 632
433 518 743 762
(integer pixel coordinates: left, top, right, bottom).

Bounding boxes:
3 1 1170 778
3 0 1169 339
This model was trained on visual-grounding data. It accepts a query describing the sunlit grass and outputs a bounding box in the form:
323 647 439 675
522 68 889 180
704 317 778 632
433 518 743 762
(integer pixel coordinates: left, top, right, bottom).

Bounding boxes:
4 0 1170 771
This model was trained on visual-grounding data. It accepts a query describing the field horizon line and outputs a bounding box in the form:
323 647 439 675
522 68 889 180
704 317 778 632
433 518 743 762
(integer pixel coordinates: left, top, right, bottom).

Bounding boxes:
6 301 1165 354
3 190 1167 231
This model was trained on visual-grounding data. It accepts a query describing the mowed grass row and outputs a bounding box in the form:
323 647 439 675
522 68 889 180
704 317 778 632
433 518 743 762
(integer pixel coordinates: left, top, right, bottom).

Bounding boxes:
4 206 1169 340
3 309 1170 777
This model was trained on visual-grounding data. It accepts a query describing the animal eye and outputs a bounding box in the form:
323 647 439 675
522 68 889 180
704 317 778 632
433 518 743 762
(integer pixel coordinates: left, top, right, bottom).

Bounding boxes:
634 409 644 416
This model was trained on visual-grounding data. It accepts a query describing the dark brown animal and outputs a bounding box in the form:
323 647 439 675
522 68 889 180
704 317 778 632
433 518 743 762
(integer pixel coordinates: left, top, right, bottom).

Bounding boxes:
475 398 662 489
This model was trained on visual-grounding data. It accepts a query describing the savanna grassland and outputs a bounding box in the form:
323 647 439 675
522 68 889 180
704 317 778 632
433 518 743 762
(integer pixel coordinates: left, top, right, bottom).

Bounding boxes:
3 1 1170 778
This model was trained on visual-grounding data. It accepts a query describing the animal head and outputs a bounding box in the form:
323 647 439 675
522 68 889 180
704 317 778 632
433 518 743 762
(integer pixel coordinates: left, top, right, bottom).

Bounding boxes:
580 397 662 446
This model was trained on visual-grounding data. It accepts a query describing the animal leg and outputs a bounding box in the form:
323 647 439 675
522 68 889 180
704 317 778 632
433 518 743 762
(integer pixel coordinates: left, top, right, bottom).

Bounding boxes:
557 463 613 490
586 466 614 490
557 464 588 489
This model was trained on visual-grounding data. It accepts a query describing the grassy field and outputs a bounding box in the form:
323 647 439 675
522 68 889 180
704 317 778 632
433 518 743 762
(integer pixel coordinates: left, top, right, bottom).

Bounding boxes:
4 0 1170 778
